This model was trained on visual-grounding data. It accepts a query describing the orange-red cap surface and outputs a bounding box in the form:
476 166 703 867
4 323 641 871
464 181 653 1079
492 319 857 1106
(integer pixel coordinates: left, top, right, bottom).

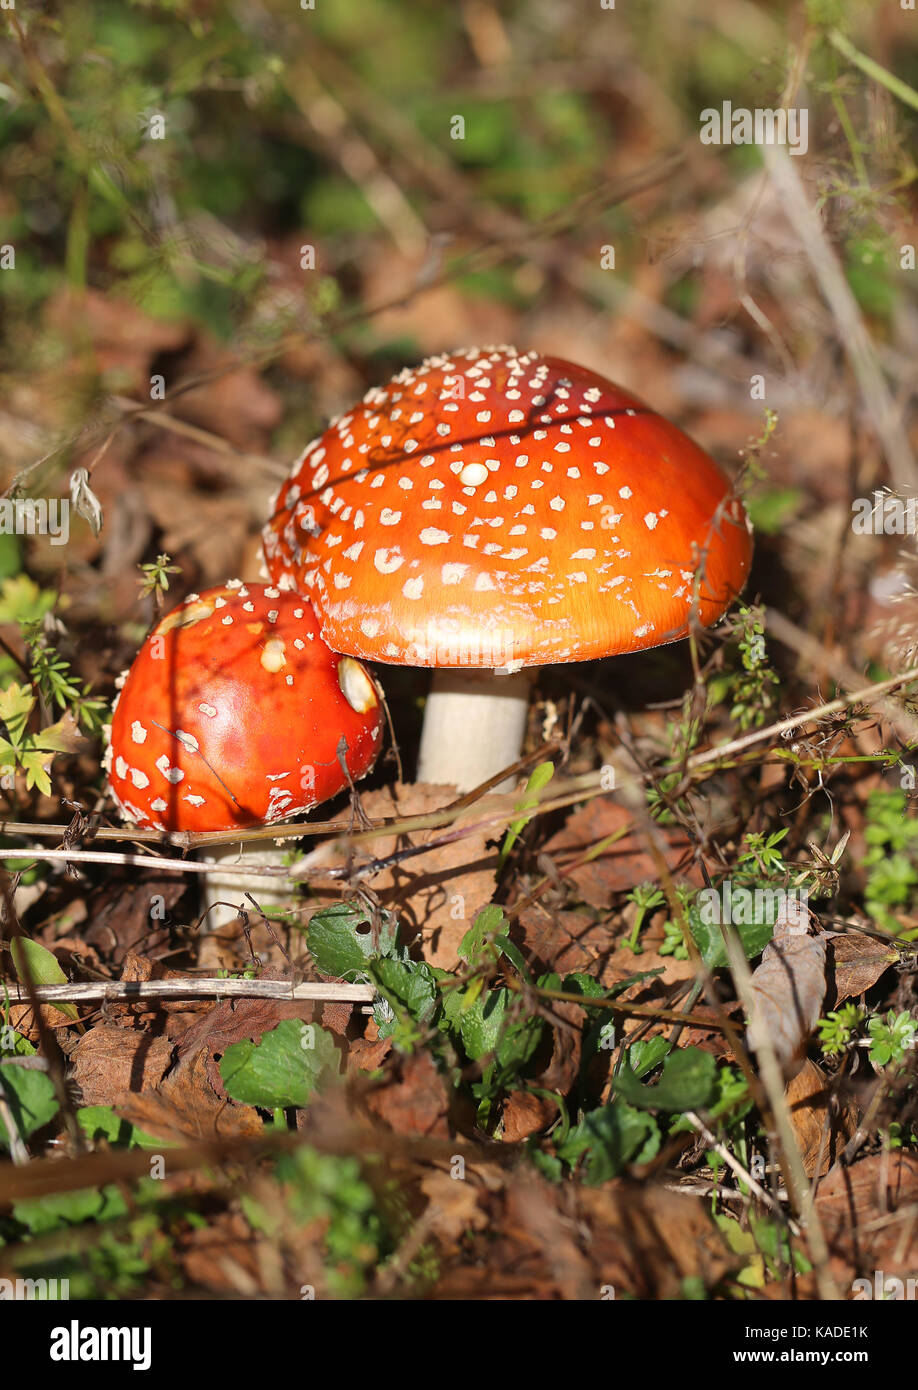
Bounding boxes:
262 346 753 669
106 582 383 832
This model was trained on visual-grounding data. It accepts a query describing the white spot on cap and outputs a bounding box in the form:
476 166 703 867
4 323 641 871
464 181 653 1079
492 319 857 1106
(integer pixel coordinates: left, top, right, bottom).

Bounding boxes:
460 462 488 487
130 721 147 744
420 528 450 545
549 496 565 511
375 548 404 574
403 576 424 599
441 563 468 584
198 703 217 718
644 512 658 530
380 508 401 525
619 486 632 499
155 755 184 784
261 638 287 672
338 658 378 714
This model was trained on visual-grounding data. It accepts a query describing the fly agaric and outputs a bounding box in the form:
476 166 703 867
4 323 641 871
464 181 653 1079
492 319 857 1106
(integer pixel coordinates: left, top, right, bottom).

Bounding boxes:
105 581 383 928
262 346 752 790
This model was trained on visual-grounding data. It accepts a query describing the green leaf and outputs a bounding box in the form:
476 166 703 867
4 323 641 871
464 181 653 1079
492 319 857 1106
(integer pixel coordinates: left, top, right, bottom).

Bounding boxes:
19 750 53 796
457 903 507 961
688 899 773 969
626 1035 671 1078
371 958 438 1035
11 937 78 1020
614 1046 717 1112
0 1032 59 1148
13 1185 129 1235
306 901 401 978
220 1018 340 1109
499 761 554 869
77 1105 167 1150
563 967 665 999
442 984 509 1060
0 683 35 745
557 1102 660 1184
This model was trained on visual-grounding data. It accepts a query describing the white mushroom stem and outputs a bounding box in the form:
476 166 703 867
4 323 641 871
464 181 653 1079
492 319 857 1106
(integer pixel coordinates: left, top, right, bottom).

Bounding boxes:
198 840 294 952
416 668 534 792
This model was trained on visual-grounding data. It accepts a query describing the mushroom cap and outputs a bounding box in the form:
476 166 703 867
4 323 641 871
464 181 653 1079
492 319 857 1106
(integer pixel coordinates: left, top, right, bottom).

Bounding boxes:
106 582 383 833
262 346 753 669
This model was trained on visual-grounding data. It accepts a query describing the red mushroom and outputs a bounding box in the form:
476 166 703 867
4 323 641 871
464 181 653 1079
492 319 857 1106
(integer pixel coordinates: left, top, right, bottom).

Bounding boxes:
262 347 752 789
106 581 382 831
105 581 383 932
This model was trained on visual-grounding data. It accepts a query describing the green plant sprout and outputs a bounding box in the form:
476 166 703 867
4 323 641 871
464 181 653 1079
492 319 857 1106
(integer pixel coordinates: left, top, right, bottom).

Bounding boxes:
708 606 780 731
22 622 107 734
138 553 181 612
861 790 918 938
0 683 80 796
498 760 554 871
817 1002 864 1057
624 882 666 954
867 1010 917 1068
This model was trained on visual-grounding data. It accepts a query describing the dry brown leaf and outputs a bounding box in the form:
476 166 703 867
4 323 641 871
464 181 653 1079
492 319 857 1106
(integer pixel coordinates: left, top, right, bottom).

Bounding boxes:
577 1180 736 1298
362 1047 454 1138
539 797 700 911
347 1031 392 1074
180 1209 266 1296
505 1173 596 1300
826 931 900 1007
82 872 184 967
70 1025 174 1106
500 1090 556 1141
814 1151 918 1293
785 1059 859 1178
746 901 827 1081
112 1047 263 1143
45 288 189 397
420 1168 489 1245
7 1002 81 1042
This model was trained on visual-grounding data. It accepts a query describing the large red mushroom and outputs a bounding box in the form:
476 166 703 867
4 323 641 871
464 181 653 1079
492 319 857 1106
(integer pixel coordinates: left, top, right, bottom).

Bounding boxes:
262 346 752 789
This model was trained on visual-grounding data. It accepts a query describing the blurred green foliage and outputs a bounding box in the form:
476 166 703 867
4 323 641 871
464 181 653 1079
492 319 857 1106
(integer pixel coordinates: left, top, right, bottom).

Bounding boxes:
2 0 913 377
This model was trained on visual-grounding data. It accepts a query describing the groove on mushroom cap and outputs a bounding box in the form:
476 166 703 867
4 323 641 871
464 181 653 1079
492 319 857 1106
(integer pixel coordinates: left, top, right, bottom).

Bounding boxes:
262 346 753 669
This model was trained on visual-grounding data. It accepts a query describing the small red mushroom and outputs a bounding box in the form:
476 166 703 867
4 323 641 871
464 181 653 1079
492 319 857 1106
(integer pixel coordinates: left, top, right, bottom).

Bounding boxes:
262 346 752 789
106 581 383 833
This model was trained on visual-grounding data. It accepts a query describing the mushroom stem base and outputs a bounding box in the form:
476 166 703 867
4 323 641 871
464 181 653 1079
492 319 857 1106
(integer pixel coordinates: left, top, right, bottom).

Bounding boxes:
198 841 294 954
416 668 533 792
